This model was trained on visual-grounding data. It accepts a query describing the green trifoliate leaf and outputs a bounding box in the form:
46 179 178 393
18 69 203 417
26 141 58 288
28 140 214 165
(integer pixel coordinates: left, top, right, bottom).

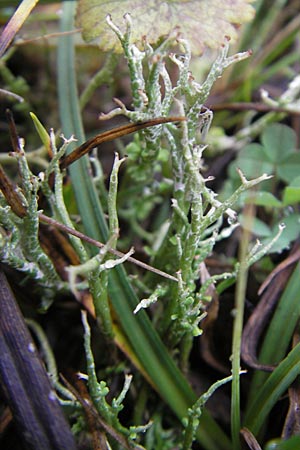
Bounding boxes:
76 0 255 55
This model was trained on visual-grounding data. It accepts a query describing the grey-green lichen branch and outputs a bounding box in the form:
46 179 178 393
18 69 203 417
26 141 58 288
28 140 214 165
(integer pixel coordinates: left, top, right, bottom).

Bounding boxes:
0 136 66 308
81 310 151 448
99 15 278 356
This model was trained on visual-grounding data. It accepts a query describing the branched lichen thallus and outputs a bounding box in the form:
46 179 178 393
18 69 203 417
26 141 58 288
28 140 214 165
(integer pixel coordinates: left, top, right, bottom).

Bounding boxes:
104 16 268 357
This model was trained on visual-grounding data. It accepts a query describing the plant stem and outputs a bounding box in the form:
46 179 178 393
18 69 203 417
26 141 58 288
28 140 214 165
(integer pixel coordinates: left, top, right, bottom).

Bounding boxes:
231 210 252 449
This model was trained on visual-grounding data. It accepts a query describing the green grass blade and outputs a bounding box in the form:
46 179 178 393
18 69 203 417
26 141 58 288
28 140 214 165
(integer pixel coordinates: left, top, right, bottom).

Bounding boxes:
244 342 300 435
247 263 300 403
57 2 108 244
231 258 248 449
30 112 51 152
57 2 231 449
238 0 289 53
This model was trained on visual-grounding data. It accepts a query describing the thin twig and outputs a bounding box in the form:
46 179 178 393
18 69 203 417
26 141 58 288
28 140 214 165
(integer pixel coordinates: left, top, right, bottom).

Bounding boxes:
210 102 300 116
39 212 178 282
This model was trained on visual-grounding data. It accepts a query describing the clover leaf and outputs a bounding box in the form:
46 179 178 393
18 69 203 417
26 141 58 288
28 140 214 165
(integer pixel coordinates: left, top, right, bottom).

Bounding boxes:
282 176 300 206
229 123 300 186
227 124 300 254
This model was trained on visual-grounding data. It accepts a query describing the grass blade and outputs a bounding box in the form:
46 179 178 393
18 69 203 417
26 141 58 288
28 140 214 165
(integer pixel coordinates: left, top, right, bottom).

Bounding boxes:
244 342 300 435
247 263 300 403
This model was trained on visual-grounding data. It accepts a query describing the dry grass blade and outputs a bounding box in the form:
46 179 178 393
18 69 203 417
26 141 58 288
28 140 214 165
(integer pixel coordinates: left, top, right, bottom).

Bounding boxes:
0 270 77 450
60 116 185 169
0 0 38 58
240 428 262 450
258 247 300 295
0 164 27 218
241 247 300 371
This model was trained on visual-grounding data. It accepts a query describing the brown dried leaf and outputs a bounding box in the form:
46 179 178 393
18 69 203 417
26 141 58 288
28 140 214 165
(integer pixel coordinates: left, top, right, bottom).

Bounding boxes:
76 0 255 55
